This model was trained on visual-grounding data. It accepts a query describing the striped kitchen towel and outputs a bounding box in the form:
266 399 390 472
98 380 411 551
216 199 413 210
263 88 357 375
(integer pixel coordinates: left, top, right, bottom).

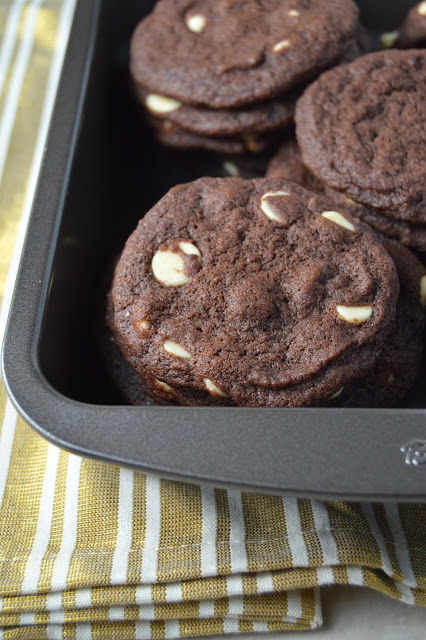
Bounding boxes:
0 1 425 638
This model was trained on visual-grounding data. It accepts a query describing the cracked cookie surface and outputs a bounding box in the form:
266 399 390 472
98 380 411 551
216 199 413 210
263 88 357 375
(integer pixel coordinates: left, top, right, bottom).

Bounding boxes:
130 0 360 108
295 50 426 224
109 177 398 407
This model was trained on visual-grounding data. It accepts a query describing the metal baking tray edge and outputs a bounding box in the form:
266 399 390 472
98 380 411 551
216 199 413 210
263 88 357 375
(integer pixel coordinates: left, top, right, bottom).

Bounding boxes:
2 0 426 501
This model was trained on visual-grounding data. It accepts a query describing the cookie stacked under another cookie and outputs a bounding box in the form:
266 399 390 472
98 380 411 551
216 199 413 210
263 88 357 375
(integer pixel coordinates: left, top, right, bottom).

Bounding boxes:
266 143 426 406
130 0 361 154
294 49 426 252
107 176 405 407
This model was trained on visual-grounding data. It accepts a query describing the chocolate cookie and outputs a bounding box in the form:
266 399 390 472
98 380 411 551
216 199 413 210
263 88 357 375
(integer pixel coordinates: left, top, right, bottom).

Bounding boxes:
109 177 399 407
331 240 426 407
266 137 325 192
381 1 426 50
150 117 277 154
137 86 297 138
130 0 360 109
295 50 426 224
267 138 426 252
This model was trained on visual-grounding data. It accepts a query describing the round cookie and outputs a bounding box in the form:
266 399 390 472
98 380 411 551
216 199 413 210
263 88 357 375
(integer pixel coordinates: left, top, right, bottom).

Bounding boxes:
137 85 297 137
130 0 360 109
267 138 426 252
396 1 426 48
295 50 426 224
330 240 426 407
109 177 399 407
149 117 277 154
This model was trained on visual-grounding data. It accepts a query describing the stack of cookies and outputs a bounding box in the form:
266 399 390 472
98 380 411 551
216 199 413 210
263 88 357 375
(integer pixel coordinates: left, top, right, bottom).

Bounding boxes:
106 176 426 408
129 0 362 155
266 49 426 252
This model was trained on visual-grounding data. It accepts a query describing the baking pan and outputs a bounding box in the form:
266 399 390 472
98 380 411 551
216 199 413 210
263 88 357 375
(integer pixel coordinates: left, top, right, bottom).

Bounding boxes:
2 0 426 501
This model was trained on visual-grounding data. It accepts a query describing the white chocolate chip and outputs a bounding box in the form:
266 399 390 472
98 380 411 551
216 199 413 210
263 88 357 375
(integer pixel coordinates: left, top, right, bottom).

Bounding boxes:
125 311 130 317
152 250 188 287
321 210 355 231
380 31 398 49
336 305 373 325
331 386 344 399
420 274 426 307
222 161 240 177
203 378 229 398
145 93 182 114
273 39 290 52
288 9 300 16
163 340 192 359
178 241 201 258
388 374 395 384
418 2 426 16
156 380 173 393
260 190 291 222
186 13 207 33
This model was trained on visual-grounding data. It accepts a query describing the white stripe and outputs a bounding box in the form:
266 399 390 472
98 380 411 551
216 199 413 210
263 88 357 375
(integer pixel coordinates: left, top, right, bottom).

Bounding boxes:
0 0 27 99
252 621 269 632
20 612 36 625
286 590 302 620
227 574 244 597
75 624 92 640
110 467 134 584
346 566 364 586
223 618 239 634
137 603 155 620
227 490 248 573
49 610 65 624
361 504 395 577
200 485 217 576
166 581 182 602
164 620 181 639
316 566 335 585
310 501 340 564
312 587 322 627
135 621 152 638
45 591 62 611
110 606 125 621
0 0 44 187
48 453 82 592
21 444 60 593
198 598 215 618
256 571 274 594
140 475 161 582
0 398 18 509
227 595 244 617
135 584 154 605
282 498 309 566
0 0 78 345
75 588 91 609
385 504 418 591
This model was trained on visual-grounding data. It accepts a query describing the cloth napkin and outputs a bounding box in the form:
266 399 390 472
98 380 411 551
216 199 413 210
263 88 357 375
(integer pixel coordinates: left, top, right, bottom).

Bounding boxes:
0 1 425 638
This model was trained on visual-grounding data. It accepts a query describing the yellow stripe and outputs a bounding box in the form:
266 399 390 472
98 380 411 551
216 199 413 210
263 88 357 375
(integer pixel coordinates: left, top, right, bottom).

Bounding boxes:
67 459 120 588
242 493 292 571
398 504 426 587
326 501 382 566
0 419 49 596
157 480 203 582
214 489 231 575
